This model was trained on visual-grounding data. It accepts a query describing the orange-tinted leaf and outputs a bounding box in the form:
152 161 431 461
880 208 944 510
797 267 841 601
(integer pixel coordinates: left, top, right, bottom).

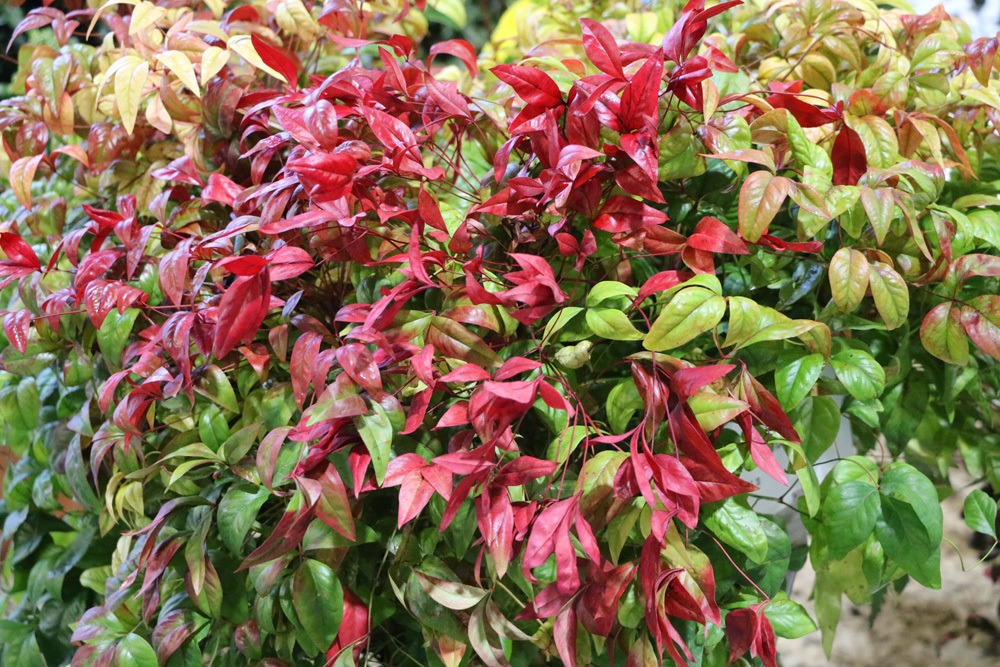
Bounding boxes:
738 171 790 242
9 154 44 210
828 248 870 313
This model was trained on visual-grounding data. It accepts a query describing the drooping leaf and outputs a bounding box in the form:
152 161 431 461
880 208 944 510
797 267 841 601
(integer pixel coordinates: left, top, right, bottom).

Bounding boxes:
963 489 998 539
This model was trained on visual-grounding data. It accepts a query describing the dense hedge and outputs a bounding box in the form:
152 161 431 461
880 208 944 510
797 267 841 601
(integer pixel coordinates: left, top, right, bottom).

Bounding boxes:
0 1 999 666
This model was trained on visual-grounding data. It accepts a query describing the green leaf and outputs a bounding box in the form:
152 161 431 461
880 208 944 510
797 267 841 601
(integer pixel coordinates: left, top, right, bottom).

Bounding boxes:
830 349 885 402
117 633 158 667
687 392 748 431
875 496 940 588
824 481 881 559
195 364 240 412
97 308 140 371
868 262 909 330
963 489 998 539
828 248 870 313
218 483 270 554
606 379 642 433
702 498 768 564
355 400 393 485
795 459 821 517
586 281 637 307
791 396 841 462
585 307 644 341
737 318 819 350
292 559 344 647
547 424 590 463
765 593 818 639
775 353 824 410
644 288 726 351
875 463 943 588
220 422 263 465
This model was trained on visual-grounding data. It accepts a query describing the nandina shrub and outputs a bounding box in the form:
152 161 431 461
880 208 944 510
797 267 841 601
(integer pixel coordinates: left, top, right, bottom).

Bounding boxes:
0 0 999 665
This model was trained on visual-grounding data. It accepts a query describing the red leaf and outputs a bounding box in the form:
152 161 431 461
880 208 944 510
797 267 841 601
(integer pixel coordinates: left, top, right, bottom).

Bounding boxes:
593 196 668 233
739 370 800 443
218 255 268 276
0 232 40 270
493 457 559 486
327 589 369 662
832 125 867 186
2 309 31 354
266 246 313 281
672 364 736 399
620 132 659 191
739 414 787 485
554 606 578 667
335 343 383 400
725 608 756 663
158 240 190 306
637 271 690 301
492 64 563 108
213 272 271 358
202 173 243 206
290 332 321 409
494 356 542 380
580 18 624 78
620 53 664 132
662 0 743 64
429 39 478 76
754 235 822 253
250 34 298 85
686 216 749 254
440 364 491 383
8 8 60 51
764 89 839 128
287 153 357 200
73 249 121 295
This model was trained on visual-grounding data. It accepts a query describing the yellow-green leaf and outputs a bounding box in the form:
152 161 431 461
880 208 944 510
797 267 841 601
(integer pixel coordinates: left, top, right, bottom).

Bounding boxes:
723 296 763 348
828 248 870 313
868 262 909 330
429 0 467 28
129 1 166 35
201 46 230 85
585 308 644 341
859 187 894 245
688 392 749 431
644 288 726 351
155 50 200 96
113 56 149 135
